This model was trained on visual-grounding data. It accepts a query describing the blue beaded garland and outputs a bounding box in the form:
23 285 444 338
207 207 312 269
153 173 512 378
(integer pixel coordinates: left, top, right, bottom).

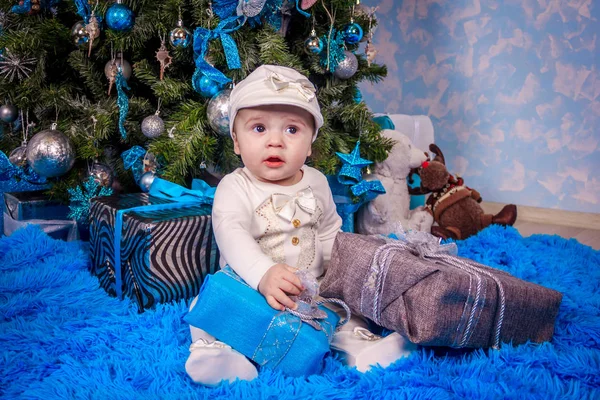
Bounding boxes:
105 3 135 32
343 22 363 44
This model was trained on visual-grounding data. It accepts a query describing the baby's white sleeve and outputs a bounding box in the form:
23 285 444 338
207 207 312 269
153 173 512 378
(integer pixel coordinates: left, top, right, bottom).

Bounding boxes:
211 176 275 290
317 178 342 269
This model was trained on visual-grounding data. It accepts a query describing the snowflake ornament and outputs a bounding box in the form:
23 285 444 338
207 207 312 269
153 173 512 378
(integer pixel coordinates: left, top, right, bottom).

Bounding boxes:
68 175 113 224
0 49 36 82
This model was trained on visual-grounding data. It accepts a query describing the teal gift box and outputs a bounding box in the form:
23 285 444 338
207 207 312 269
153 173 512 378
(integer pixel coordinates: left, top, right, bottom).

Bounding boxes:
185 268 340 377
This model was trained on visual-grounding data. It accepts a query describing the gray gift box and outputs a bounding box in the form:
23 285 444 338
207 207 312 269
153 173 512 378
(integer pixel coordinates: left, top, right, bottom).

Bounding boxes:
320 232 563 348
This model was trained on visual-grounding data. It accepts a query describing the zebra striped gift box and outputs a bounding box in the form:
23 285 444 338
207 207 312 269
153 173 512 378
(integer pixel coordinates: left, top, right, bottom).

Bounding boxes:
89 193 220 312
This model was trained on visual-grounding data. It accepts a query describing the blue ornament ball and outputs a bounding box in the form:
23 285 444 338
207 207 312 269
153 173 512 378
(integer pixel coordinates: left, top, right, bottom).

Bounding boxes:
343 22 363 44
105 3 135 32
195 74 222 98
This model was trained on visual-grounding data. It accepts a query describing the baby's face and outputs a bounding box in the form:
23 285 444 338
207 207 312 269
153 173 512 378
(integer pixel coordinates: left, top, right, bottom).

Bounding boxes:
232 104 314 186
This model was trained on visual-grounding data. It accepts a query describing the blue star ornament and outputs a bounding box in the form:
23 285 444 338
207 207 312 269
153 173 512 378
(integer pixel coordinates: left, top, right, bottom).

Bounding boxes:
335 141 372 185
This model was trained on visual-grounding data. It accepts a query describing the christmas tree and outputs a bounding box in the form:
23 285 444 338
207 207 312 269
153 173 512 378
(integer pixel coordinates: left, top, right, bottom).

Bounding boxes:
0 0 391 206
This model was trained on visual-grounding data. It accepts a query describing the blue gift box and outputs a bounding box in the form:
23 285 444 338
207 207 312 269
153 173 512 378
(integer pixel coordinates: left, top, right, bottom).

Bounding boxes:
185 268 340 377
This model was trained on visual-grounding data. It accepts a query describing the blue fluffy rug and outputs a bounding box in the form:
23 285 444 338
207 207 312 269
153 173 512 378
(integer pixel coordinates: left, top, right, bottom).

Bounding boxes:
1 225 599 399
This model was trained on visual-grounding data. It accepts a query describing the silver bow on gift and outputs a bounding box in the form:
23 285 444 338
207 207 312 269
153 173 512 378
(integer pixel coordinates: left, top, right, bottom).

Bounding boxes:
287 269 351 331
253 269 350 368
269 72 316 102
272 187 317 222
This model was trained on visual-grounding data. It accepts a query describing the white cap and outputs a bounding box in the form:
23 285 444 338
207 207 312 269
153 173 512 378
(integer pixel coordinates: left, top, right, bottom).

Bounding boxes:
228 65 324 141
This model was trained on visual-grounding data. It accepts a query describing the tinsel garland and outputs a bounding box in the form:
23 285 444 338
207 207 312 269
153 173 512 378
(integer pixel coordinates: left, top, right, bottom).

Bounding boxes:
115 68 130 140
320 29 346 72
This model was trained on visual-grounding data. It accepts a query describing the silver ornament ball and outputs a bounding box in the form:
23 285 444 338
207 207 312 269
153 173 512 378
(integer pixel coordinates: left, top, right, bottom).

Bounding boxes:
206 89 231 136
304 30 323 55
89 162 113 188
334 50 359 80
104 54 132 80
139 171 155 193
169 26 192 48
143 151 160 173
0 104 19 123
71 21 90 46
141 114 165 138
8 144 27 167
26 129 75 178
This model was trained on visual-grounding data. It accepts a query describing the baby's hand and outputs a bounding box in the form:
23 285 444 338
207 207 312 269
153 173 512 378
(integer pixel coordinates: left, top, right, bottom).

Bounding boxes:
258 264 305 311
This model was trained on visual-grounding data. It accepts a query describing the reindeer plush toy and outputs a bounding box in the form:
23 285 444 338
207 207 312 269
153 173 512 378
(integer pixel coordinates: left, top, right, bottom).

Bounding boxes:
409 144 518 240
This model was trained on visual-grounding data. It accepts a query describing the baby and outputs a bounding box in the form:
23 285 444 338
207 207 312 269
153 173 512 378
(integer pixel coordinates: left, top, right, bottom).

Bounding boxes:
185 65 415 386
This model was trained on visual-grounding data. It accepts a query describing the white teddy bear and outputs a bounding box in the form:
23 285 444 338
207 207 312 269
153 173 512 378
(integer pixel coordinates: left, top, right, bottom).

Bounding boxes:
356 129 434 235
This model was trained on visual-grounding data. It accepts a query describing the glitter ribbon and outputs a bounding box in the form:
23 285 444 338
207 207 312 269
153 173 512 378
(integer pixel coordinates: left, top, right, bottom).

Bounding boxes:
192 16 243 88
73 0 91 23
0 150 47 185
115 67 130 140
121 145 146 183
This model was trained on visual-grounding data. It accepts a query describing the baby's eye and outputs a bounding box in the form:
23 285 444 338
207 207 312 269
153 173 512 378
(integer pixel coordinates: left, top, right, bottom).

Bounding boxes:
286 126 298 134
253 125 266 133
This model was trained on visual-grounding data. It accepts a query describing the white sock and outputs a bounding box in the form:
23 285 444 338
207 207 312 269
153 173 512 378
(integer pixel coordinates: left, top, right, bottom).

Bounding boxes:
186 296 258 386
331 325 417 372
185 339 258 386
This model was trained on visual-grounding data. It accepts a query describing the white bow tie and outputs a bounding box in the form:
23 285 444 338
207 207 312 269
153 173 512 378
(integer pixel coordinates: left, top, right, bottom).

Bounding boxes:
272 187 317 222
269 73 316 102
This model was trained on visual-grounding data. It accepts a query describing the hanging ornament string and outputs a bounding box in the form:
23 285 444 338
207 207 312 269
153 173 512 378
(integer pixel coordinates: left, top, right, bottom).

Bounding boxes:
365 6 378 67
319 0 347 73
192 15 244 87
115 53 131 140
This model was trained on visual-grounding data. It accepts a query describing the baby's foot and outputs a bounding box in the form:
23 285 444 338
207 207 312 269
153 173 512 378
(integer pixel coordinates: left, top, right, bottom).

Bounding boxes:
331 327 416 372
185 338 258 386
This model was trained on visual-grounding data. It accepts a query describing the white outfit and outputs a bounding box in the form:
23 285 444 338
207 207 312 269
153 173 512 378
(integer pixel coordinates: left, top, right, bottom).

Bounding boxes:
212 166 340 289
186 166 415 385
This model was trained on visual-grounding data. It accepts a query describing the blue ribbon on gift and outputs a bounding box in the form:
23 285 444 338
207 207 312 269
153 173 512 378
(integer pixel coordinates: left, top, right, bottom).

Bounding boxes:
112 178 215 298
192 16 243 89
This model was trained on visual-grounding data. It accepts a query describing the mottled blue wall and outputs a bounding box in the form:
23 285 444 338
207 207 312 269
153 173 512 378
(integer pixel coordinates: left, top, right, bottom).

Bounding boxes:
359 0 600 213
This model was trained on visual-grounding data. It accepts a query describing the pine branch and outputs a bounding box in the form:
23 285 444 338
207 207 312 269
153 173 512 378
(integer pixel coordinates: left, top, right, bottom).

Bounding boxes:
68 50 107 99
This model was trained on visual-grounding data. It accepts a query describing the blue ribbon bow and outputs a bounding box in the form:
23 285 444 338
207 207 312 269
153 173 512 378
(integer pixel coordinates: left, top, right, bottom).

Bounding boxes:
0 150 47 185
350 179 386 202
121 145 146 183
192 16 243 88
112 178 215 298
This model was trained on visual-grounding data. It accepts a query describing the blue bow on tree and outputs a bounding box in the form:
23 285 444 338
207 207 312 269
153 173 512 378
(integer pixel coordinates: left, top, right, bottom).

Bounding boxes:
0 150 47 185
11 0 60 14
121 145 146 183
192 16 244 88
